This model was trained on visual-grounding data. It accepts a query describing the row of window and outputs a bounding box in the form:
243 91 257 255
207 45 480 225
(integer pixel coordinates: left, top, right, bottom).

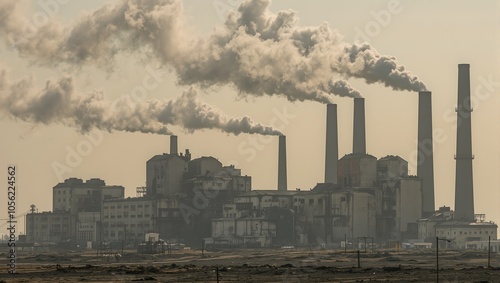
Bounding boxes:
437 230 493 235
103 223 150 228
105 204 149 209
104 214 150 219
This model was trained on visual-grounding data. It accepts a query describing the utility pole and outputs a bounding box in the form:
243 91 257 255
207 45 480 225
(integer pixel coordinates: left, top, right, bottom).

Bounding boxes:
488 236 491 268
436 237 451 283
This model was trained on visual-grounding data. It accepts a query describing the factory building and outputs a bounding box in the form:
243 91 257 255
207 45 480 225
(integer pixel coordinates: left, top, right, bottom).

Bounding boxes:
27 178 124 246
418 207 498 249
25 64 496 250
146 153 189 197
25 211 72 243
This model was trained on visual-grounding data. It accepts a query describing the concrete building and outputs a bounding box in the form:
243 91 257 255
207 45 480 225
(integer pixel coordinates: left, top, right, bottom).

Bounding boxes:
77 211 100 244
53 178 124 214
209 217 277 248
146 154 188 197
435 221 497 249
418 206 454 242
187 156 222 178
234 190 296 210
207 202 294 248
377 156 422 241
25 211 72 243
101 197 157 244
338 153 377 187
27 178 124 245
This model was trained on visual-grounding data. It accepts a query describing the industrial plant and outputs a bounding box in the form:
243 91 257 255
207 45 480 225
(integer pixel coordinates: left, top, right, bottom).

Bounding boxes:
24 64 498 252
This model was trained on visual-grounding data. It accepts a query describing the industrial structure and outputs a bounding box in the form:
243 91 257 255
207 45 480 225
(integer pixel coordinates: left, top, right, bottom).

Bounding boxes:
417 91 436 217
25 64 497 250
416 64 497 246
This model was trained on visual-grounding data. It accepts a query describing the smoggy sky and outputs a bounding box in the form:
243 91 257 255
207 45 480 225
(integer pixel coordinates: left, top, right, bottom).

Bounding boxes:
0 0 498 234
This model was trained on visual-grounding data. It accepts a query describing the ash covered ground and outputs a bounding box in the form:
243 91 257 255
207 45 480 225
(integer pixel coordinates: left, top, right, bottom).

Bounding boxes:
1 248 499 282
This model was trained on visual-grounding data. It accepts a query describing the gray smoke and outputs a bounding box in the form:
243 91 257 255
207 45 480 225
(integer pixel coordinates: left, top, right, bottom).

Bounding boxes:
333 43 427 92
0 67 282 136
0 0 426 102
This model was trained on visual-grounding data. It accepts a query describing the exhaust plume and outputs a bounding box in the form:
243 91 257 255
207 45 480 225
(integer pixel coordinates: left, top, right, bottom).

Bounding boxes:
0 0 426 102
0 67 282 136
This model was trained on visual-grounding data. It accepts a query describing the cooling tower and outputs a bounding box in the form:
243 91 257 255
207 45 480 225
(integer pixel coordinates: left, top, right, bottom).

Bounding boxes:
417 91 436 216
324 104 339 184
454 64 475 221
170 135 178 155
278 135 288 191
353 97 366 154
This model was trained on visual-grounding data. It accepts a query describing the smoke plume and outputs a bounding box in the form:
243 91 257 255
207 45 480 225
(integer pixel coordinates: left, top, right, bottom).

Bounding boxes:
0 0 427 103
0 67 282 136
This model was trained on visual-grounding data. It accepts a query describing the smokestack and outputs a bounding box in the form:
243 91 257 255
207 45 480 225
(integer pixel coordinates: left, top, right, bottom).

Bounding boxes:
417 91 435 216
454 64 475 221
170 135 178 155
353 97 366 154
278 135 288 191
325 104 339 184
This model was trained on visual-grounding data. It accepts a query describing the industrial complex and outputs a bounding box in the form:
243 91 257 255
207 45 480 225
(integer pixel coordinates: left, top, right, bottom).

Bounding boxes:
24 64 498 252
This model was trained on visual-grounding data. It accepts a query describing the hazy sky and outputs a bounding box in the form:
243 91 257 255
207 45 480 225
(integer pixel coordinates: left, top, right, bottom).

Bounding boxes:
0 0 499 234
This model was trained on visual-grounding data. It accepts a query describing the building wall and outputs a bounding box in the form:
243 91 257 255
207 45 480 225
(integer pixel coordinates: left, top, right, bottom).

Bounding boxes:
188 157 222 177
53 179 124 215
418 220 436 240
377 156 408 180
338 155 377 187
146 155 187 197
397 179 422 235
101 198 156 244
349 191 377 239
211 218 276 247
53 187 71 212
436 224 498 248
26 212 73 243
234 193 293 210
228 175 252 192
77 211 100 244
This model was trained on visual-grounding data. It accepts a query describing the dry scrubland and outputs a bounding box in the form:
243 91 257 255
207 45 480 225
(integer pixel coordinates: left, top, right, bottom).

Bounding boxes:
0 248 499 282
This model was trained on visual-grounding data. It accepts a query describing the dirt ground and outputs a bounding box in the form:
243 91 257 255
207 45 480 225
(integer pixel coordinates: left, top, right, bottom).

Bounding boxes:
0 248 499 282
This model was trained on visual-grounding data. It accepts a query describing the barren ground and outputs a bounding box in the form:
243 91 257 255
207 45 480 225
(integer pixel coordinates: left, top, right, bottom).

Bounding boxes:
0 248 499 282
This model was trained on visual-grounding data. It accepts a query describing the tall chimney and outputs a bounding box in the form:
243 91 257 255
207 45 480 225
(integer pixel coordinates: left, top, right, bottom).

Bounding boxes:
325 104 339 184
454 64 475 221
278 135 288 191
353 97 366 154
170 135 178 155
417 91 435 216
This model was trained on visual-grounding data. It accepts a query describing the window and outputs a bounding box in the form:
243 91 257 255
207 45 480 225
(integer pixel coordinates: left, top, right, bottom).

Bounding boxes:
309 199 314 205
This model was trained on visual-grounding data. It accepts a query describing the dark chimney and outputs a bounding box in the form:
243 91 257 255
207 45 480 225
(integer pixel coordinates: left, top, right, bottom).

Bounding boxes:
325 104 338 184
278 135 287 191
417 91 435 216
454 64 475 221
353 97 366 154
170 135 178 155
